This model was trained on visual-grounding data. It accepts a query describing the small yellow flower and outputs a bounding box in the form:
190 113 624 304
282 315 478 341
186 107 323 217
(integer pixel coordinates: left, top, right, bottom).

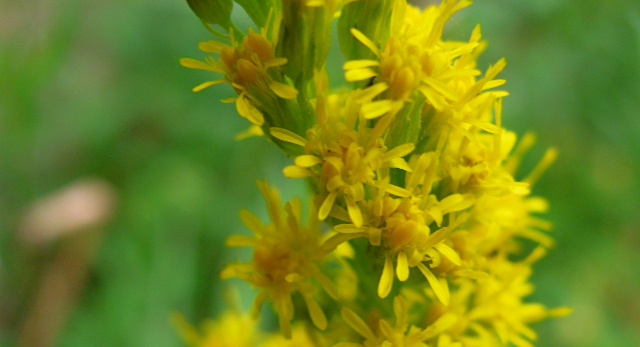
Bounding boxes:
272 91 415 227
333 184 473 302
181 19 297 125
171 311 256 347
220 180 338 338
344 0 506 121
337 296 458 347
172 310 320 347
422 249 572 347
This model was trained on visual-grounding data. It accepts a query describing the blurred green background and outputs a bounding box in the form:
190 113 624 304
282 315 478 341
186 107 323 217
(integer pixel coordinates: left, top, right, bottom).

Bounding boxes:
1 0 639 346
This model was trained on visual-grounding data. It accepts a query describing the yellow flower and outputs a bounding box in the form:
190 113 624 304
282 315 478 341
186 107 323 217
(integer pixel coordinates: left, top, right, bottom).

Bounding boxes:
172 311 257 347
442 126 528 197
181 18 298 126
451 132 559 267
271 91 415 228
259 323 322 347
422 249 572 347
332 181 473 302
337 296 458 347
220 180 338 338
344 0 506 120
172 311 320 347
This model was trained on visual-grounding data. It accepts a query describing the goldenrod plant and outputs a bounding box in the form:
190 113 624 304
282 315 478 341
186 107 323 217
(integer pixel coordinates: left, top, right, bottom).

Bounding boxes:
179 0 570 345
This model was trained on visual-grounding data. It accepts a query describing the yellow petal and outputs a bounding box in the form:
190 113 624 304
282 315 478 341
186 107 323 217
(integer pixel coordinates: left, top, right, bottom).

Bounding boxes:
264 57 288 68
368 227 382 246
483 79 506 90
547 307 573 317
361 100 393 119
427 206 443 226
341 308 377 341
343 59 380 70
396 251 409 281
250 291 267 318
524 147 558 185
379 319 395 341
220 97 236 103
421 313 457 339
303 296 327 330
236 94 264 125
345 197 363 228
434 243 461 266
336 241 355 259
345 68 378 82
180 58 218 72
383 143 415 161
523 246 548 265
422 226 451 250
385 184 411 198
388 157 412 172
516 228 555 248
423 76 458 101
318 191 338 220
355 82 389 102
324 156 344 171
234 124 264 141
350 28 380 56
321 232 365 254
278 297 293 339
192 79 225 92
438 194 474 213
418 85 446 110
270 127 307 146
283 165 312 178
393 296 407 328
378 256 394 298
417 262 450 305
313 266 340 300
269 80 299 99
452 269 489 280
326 175 345 192
464 118 504 134
239 209 263 233
219 265 236 279
225 235 259 247
198 40 226 53
334 224 367 233
294 155 322 167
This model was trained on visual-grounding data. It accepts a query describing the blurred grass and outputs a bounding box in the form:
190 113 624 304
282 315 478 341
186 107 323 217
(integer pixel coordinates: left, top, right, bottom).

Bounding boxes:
1 0 639 346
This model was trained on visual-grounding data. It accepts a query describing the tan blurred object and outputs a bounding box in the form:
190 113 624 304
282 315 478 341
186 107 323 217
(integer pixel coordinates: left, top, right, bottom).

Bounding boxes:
17 178 117 347
19 179 116 244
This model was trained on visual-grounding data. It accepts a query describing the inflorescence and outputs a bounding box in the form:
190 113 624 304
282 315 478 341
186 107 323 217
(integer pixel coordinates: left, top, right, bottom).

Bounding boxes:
178 0 570 346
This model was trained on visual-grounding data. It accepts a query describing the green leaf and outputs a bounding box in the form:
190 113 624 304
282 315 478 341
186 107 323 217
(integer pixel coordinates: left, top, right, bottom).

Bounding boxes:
234 0 279 29
185 0 233 29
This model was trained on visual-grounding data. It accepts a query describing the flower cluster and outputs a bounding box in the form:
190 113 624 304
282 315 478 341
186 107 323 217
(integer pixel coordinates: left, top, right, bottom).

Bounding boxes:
179 0 569 345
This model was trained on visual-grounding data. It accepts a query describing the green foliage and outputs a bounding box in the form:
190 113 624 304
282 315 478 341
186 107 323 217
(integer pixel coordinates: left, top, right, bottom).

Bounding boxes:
186 0 233 28
234 0 280 29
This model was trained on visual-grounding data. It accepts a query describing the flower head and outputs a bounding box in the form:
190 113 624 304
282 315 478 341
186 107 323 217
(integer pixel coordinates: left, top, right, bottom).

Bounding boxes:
272 91 416 228
344 0 506 121
181 18 298 126
220 180 337 338
172 310 319 347
333 187 472 302
422 249 572 347
337 295 458 347
172 311 256 347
